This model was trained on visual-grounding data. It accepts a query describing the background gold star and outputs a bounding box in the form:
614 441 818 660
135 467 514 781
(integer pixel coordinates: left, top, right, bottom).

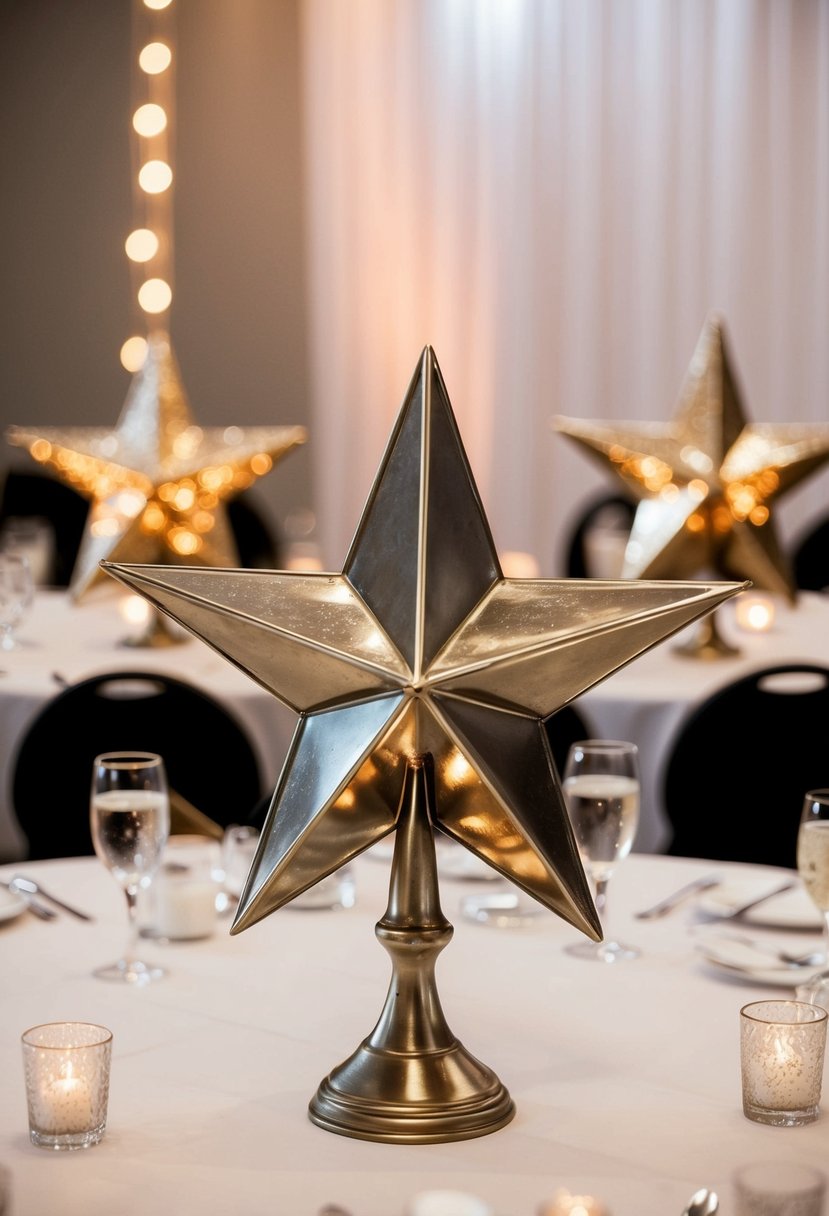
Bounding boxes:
104 346 743 941
553 313 829 600
7 332 307 600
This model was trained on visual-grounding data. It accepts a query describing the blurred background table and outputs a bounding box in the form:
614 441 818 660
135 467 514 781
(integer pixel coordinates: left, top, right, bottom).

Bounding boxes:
0 849 824 1216
0 587 296 862
580 590 829 852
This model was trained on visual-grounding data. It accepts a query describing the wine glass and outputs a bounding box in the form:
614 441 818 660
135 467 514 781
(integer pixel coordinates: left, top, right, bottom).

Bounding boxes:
0 552 34 650
795 789 829 1008
90 751 170 984
562 739 641 962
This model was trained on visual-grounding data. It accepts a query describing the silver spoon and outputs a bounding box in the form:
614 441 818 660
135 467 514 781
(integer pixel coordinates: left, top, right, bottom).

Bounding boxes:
683 1187 718 1216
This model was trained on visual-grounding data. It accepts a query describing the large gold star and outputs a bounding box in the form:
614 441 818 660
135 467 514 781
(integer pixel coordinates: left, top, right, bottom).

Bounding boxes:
6 332 307 600
104 347 742 941
552 313 829 601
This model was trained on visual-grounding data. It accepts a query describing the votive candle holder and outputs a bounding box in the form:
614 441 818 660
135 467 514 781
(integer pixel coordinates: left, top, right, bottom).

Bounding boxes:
740 999 827 1127
21 1022 112 1150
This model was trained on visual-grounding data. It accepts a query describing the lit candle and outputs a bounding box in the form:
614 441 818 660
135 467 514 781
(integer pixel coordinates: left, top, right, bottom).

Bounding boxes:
155 876 218 939
538 1189 609 1216
740 999 827 1126
21 1021 112 1150
734 592 775 633
119 593 151 626
37 1063 94 1136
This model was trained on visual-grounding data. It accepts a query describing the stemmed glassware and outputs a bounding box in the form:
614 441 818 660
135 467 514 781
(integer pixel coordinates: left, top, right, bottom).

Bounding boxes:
562 739 641 962
90 751 170 984
795 789 829 1007
0 552 34 650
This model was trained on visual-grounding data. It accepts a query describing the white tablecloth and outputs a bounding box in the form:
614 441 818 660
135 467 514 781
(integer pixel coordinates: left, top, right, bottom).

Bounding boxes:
2 587 829 862
0 851 825 1216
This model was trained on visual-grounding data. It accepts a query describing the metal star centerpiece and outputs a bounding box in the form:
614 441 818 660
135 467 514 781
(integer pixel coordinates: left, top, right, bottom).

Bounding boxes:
553 313 829 603
6 332 307 601
103 346 742 1143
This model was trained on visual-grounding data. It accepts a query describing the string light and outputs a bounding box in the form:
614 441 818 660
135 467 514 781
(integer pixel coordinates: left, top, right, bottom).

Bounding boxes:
120 0 176 370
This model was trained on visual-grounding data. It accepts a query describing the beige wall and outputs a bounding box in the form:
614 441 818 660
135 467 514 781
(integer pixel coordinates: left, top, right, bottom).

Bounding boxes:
0 0 312 547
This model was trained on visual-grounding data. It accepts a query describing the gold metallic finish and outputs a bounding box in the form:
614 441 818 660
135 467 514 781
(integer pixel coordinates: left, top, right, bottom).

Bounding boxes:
104 345 744 1140
552 313 829 602
309 757 515 1142
6 332 307 601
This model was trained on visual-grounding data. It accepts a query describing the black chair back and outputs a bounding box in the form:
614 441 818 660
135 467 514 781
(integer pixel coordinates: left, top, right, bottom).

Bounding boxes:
11 671 264 860
662 663 829 867
792 515 829 593
563 491 637 578
0 469 88 587
544 701 596 777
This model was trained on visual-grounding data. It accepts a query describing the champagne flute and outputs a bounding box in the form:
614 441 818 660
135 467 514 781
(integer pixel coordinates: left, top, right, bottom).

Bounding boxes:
795 789 829 1006
90 751 170 984
562 739 641 962
0 552 34 650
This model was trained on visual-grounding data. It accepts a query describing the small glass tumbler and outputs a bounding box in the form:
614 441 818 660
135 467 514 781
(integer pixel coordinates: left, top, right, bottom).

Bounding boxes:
733 1161 827 1216
21 1022 112 1150
740 999 828 1127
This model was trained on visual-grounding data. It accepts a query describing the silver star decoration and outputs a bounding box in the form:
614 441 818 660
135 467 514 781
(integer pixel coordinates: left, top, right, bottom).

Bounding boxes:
553 313 829 601
7 333 307 600
104 347 743 939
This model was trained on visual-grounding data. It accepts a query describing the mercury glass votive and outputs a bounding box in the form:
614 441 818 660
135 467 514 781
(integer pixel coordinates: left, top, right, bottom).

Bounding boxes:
740 1000 827 1126
21 1022 112 1150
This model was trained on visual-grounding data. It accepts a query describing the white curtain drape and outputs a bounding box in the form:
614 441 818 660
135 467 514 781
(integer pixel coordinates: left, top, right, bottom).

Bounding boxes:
300 0 829 576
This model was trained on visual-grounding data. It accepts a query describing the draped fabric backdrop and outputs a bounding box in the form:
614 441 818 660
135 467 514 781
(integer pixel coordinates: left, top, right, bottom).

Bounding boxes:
301 0 829 576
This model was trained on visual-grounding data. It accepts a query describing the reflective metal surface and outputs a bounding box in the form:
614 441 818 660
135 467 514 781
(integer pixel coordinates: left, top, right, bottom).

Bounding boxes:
309 758 515 1142
104 345 744 1140
7 332 306 600
552 312 829 602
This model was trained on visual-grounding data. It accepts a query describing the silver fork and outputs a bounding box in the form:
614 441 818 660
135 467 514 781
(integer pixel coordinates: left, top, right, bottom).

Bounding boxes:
718 933 825 967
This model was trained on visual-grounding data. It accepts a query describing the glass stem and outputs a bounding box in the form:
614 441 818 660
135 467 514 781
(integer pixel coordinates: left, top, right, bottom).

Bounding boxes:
823 912 829 967
124 885 140 966
594 876 610 942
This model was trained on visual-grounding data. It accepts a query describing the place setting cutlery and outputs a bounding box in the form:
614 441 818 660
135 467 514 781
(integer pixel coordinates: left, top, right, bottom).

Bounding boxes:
0 879 56 921
5 874 94 921
635 873 721 919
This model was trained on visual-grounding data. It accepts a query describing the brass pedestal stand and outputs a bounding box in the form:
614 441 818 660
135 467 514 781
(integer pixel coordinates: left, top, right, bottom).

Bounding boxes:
121 606 187 649
309 758 515 1143
673 607 740 660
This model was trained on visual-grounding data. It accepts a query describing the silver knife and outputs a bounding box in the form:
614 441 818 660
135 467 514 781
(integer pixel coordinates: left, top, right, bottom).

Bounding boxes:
635 874 721 919
11 875 94 922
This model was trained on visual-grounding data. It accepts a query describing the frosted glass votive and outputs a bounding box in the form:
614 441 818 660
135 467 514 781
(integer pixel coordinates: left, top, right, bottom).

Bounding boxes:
740 1000 827 1126
21 1022 112 1150
733 1161 827 1216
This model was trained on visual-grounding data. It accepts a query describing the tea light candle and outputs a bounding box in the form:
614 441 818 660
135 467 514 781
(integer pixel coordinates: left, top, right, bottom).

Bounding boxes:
155 876 218 939
39 1065 94 1135
21 1022 113 1150
734 592 775 633
740 999 827 1126
538 1189 609 1216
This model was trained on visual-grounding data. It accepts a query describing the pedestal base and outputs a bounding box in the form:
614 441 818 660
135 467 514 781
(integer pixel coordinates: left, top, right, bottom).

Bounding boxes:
309 1039 515 1143
673 608 740 660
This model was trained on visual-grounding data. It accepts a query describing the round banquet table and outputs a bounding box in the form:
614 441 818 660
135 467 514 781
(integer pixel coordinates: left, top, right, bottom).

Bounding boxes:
0 849 826 1216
